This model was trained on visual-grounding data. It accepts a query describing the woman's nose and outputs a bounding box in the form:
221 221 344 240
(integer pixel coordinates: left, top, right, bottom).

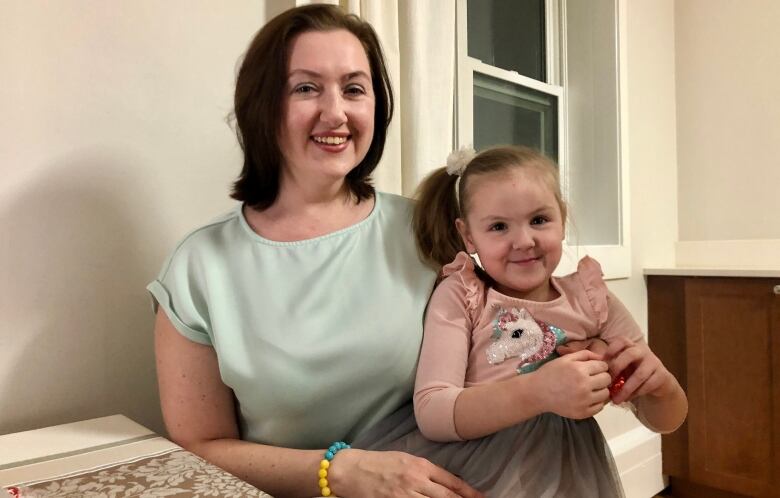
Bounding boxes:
319 92 347 127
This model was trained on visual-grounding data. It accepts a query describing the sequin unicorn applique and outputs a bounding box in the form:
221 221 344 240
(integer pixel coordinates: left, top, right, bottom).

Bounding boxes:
486 307 567 374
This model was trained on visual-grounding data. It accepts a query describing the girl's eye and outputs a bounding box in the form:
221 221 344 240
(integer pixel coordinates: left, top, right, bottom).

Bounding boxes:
489 222 508 232
530 216 548 226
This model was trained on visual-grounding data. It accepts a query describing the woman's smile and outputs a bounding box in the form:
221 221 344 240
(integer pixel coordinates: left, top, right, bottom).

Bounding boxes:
311 132 351 151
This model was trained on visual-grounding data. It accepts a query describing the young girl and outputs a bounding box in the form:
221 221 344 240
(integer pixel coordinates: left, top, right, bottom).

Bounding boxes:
353 145 687 497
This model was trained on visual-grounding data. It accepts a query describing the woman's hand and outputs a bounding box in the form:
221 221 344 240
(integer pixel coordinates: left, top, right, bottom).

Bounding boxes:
328 449 485 498
535 349 612 419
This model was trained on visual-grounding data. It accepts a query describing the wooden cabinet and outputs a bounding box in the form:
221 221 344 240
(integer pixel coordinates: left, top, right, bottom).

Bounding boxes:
647 276 780 498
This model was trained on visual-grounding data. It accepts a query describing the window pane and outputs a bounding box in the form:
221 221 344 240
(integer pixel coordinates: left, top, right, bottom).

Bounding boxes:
467 0 546 81
566 0 620 245
473 72 557 160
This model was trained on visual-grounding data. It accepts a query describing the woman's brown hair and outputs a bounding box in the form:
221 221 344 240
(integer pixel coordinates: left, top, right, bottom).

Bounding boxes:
413 145 567 269
231 4 394 210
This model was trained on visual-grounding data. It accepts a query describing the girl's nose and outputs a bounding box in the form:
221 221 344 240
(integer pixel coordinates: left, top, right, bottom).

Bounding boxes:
319 92 347 127
512 228 535 250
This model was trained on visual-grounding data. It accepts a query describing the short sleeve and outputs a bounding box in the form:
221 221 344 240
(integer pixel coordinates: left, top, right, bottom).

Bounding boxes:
576 256 609 327
440 252 485 321
575 256 644 343
601 291 645 344
147 244 212 346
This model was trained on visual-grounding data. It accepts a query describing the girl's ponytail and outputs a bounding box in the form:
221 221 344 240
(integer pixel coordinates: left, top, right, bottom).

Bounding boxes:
412 167 464 269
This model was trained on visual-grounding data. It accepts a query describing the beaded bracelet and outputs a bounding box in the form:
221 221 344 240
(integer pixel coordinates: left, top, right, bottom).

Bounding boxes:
317 441 350 497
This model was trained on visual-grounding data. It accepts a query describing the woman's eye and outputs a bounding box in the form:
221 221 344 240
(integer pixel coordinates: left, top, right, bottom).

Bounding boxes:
530 216 548 226
345 85 366 96
293 84 316 94
489 222 507 232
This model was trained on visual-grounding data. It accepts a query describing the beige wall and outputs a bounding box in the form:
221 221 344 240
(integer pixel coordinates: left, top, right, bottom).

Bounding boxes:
0 0 283 435
675 0 780 243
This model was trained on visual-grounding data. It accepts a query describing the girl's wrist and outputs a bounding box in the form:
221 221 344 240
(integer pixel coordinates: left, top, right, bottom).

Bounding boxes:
645 370 680 399
511 371 547 417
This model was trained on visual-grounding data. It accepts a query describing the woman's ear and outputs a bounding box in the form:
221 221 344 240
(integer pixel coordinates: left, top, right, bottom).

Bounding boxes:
455 218 477 254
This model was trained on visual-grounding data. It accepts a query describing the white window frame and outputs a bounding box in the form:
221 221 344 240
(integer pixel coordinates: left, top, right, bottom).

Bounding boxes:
455 0 631 279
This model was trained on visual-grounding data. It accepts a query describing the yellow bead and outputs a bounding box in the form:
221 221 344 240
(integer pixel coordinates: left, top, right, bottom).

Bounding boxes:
320 459 330 470
322 487 331 496
318 468 328 478
318 478 328 488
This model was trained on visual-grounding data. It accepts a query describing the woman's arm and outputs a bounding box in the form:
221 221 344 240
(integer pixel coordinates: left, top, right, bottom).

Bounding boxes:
155 310 324 497
156 310 484 498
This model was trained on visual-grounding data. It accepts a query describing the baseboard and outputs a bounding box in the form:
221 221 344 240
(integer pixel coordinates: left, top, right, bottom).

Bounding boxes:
608 426 666 498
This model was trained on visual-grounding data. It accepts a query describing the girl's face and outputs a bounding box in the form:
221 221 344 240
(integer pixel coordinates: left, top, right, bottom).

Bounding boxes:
278 29 375 190
456 168 564 302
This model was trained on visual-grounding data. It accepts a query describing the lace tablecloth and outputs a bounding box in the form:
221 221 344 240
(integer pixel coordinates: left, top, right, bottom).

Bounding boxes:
0 415 272 498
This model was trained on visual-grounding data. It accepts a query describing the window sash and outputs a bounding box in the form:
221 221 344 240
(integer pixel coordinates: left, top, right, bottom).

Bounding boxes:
455 0 631 279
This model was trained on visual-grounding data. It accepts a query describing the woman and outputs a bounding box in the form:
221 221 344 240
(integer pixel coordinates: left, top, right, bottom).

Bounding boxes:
149 5 483 498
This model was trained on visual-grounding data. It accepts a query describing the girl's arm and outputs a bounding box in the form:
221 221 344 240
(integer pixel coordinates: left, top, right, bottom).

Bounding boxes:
599 293 688 433
414 281 612 442
452 350 612 440
605 337 688 433
156 310 483 498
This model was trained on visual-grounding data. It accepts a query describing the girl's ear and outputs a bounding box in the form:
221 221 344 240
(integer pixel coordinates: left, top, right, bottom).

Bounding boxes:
455 218 477 254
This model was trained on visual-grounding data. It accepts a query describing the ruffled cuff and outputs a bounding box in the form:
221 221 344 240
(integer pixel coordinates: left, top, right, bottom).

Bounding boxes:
440 252 484 319
577 256 609 327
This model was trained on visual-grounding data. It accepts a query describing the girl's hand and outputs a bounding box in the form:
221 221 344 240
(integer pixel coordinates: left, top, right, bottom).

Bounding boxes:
535 349 612 419
556 338 608 358
329 449 485 498
605 337 677 404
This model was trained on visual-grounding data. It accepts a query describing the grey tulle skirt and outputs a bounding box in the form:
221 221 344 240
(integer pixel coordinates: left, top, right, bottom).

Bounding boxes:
352 403 624 498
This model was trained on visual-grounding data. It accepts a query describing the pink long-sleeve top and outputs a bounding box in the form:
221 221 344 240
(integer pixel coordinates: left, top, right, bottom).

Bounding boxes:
413 252 644 442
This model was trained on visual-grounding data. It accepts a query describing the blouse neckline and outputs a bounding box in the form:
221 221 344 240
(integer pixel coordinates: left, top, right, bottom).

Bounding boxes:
237 193 380 247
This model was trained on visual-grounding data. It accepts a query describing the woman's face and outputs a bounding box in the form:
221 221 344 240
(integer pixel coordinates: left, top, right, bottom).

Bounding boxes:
278 29 375 189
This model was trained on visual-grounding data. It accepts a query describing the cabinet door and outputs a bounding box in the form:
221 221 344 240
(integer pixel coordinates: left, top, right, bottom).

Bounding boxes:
647 276 689 477
685 278 779 497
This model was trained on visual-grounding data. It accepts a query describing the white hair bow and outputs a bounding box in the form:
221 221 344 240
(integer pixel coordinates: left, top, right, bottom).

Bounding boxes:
446 146 476 176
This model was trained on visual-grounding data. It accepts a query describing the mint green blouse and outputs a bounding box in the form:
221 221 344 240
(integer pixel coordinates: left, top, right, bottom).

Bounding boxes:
148 192 437 449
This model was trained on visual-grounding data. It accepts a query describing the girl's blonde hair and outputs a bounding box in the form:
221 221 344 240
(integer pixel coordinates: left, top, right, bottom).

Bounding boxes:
413 145 567 269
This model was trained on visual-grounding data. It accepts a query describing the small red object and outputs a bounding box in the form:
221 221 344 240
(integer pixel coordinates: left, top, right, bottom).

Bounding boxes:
609 365 635 398
609 376 625 396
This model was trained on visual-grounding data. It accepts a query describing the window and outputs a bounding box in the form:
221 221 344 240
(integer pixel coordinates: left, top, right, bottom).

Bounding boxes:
456 0 630 278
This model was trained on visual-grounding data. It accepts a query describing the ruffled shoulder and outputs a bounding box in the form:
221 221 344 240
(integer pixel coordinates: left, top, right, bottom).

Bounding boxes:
440 252 485 318
576 256 609 326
